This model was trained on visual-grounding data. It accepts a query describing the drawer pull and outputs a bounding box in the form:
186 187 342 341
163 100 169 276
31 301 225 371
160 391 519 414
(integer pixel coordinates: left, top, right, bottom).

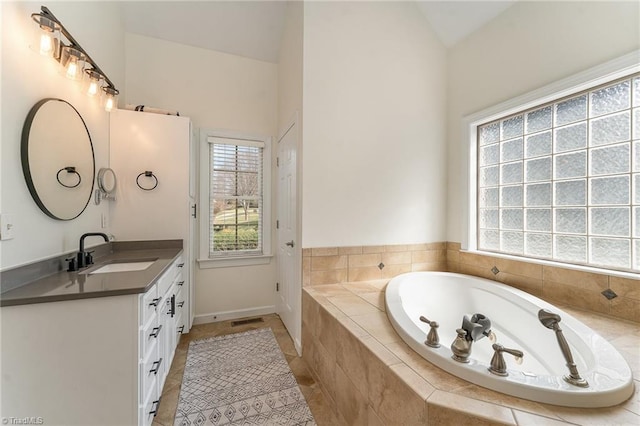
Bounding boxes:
149 398 161 416
177 301 185 308
149 324 163 338
150 358 163 375
177 281 185 286
148 297 161 307
178 325 185 334
177 263 185 268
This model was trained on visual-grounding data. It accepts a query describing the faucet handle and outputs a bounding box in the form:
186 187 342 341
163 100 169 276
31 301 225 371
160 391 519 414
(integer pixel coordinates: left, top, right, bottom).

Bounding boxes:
85 250 95 265
419 316 440 348
488 343 524 377
65 256 78 272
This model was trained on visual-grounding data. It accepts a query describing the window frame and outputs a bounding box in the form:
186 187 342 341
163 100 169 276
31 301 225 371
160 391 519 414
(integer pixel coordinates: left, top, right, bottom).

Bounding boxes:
198 129 272 269
462 50 640 277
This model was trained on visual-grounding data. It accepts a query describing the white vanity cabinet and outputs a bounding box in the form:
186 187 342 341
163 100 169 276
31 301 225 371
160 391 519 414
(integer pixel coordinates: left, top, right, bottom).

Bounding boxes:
139 255 184 426
0 254 186 426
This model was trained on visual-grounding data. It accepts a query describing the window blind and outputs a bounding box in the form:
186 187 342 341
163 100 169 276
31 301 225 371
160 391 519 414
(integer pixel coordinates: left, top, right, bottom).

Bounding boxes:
209 137 264 256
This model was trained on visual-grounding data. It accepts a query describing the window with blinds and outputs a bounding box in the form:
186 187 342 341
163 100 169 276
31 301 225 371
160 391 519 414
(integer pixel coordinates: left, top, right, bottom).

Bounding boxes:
209 137 264 256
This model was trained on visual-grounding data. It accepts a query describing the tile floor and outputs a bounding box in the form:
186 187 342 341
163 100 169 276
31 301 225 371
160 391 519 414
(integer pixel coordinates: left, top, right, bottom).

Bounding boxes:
152 314 338 426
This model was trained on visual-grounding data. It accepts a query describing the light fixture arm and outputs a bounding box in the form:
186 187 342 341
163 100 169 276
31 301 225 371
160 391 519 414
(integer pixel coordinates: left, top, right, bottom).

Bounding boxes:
35 6 118 93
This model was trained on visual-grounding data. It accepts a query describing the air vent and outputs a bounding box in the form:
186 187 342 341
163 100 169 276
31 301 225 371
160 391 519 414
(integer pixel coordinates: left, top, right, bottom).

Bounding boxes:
231 317 264 327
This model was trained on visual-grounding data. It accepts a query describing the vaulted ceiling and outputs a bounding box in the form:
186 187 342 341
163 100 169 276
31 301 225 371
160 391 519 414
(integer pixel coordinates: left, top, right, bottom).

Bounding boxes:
122 1 516 63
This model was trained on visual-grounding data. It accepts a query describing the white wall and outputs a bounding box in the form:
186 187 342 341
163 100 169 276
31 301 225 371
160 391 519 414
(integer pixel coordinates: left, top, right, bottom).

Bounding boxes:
446 0 640 244
277 1 303 135
301 1 447 248
124 33 278 318
0 1 124 269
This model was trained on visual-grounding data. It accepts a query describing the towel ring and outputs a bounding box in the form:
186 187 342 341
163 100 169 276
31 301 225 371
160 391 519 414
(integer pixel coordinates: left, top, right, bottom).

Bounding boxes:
56 166 81 188
136 171 158 191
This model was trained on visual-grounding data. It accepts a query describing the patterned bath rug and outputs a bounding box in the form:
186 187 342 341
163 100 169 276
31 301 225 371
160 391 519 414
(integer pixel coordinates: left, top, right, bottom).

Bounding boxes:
174 327 316 426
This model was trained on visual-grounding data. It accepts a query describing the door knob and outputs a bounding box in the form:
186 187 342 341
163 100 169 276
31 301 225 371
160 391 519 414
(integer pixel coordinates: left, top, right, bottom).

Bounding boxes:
285 240 295 247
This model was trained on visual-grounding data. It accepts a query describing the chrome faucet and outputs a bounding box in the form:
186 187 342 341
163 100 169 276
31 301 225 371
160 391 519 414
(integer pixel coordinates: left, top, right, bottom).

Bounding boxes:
538 309 589 388
450 313 493 363
77 232 109 269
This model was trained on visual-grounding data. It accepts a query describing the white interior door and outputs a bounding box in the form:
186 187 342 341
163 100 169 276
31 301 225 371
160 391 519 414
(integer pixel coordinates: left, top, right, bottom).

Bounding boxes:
276 119 300 353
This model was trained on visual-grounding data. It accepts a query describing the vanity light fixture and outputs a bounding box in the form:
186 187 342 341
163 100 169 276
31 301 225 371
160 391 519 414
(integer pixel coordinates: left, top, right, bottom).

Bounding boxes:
31 6 120 112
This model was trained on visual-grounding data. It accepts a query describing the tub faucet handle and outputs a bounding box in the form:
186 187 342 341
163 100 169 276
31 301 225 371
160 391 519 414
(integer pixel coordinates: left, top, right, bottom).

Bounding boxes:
419 316 440 348
488 343 524 376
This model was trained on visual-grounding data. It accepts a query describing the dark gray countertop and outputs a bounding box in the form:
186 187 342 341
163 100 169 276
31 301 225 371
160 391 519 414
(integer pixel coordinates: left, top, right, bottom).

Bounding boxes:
0 241 183 307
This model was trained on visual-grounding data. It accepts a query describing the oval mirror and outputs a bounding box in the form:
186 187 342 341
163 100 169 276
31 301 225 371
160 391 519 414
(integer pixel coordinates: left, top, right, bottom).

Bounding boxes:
21 98 95 220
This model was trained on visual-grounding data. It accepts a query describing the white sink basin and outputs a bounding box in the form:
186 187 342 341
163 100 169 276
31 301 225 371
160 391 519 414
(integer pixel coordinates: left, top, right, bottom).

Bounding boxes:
89 261 155 274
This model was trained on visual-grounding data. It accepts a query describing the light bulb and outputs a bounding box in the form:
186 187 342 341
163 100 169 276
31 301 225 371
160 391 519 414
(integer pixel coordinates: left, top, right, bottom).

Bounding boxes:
39 33 53 55
66 61 78 79
105 96 114 112
88 81 98 96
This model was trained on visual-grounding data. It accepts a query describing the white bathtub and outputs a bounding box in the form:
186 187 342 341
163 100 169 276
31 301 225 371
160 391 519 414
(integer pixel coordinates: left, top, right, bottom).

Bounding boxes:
385 271 634 407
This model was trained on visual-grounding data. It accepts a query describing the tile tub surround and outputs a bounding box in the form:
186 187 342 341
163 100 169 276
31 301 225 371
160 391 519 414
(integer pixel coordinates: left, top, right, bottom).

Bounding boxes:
302 282 640 426
446 242 640 324
302 243 448 286
304 243 640 323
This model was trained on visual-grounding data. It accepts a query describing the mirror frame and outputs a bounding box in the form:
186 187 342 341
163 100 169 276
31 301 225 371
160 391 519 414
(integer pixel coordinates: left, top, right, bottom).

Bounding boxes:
21 98 95 221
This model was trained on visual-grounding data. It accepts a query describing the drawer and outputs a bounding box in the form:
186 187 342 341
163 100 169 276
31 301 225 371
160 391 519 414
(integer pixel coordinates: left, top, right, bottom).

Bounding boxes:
139 316 161 361
140 285 159 327
157 256 184 297
140 347 162 402
139 378 159 426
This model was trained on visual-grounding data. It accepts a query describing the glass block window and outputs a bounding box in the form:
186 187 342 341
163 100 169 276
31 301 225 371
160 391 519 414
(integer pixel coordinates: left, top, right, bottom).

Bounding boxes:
477 73 640 272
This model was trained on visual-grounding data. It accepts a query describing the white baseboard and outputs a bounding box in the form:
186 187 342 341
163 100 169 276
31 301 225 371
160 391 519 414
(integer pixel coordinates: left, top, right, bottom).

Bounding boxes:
193 305 276 325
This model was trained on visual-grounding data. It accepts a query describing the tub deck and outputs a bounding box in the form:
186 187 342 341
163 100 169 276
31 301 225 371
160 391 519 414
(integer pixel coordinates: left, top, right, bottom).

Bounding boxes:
302 279 639 425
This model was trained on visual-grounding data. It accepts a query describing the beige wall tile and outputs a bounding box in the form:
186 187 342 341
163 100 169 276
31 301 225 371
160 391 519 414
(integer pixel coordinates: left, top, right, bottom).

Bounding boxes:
335 365 368 426
318 305 338 356
548 404 640 426
312 331 337 401
360 335 402 367
368 357 428 425
447 249 460 263
328 295 379 316
339 246 362 255
302 248 312 257
382 263 412 279
311 247 339 256
310 269 347 285
542 265 608 292
382 251 412 265
411 250 446 264
542 280 610 315
610 296 640 323
390 364 435 401
385 244 409 252
351 311 401 344
309 284 353 297
303 256 311 287
496 272 543 295
302 291 319 333
334 315 370 338
362 245 386 254
458 262 497 280
335 329 371 397
348 266 383 282
349 253 382 268
459 251 496 269
425 242 447 250
447 262 460 273
311 255 348 271
447 241 462 250
497 258 542 280
411 262 447 272
610 276 640 301
343 281 382 293
427 390 516 425
407 243 428 251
